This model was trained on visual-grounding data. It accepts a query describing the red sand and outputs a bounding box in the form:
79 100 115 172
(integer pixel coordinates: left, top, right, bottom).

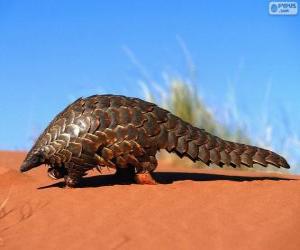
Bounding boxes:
1 151 300 250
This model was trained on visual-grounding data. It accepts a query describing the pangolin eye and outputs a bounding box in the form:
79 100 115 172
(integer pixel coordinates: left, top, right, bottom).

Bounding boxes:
33 156 39 163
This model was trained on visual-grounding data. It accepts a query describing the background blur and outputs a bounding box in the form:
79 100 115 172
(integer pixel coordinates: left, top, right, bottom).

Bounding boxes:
0 1 299 172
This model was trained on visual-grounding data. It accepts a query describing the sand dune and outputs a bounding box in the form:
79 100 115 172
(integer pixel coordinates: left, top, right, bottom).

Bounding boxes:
1 151 300 250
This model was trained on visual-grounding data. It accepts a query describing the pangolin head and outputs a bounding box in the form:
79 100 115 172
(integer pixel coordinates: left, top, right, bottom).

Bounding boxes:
20 149 46 173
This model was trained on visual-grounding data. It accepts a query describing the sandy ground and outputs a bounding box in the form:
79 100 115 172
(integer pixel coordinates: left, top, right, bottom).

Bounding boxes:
0 151 300 250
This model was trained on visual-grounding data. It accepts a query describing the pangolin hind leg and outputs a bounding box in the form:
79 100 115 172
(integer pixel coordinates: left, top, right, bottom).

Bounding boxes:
134 171 157 185
113 144 159 184
134 154 158 185
63 163 87 188
114 165 136 183
114 162 157 185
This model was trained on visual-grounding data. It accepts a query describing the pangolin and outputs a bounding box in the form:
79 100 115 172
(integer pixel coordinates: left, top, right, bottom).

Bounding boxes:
20 94 290 187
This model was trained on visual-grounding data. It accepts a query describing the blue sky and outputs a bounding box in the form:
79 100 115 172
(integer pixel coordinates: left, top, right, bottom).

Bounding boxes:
0 1 299 158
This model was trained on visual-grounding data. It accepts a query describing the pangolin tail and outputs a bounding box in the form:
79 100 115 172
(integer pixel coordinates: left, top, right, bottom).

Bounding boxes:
160 112 290 169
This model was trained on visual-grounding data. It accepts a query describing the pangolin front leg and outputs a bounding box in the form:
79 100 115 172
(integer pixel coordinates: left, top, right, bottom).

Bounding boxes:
47 167 66 180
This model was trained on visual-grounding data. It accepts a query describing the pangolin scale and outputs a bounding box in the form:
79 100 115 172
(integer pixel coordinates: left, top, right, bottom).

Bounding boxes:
20 95 290 187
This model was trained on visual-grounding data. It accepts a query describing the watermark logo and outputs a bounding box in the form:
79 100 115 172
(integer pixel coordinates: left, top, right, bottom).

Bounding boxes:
269 1 298 15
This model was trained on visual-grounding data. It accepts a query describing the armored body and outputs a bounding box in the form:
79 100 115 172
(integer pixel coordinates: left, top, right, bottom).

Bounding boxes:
20 95 290 187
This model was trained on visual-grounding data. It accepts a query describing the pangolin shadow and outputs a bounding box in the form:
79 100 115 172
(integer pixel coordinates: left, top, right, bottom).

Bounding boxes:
37 171 296 189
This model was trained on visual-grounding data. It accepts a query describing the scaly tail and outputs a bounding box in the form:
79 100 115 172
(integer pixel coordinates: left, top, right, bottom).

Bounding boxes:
159 112 290 169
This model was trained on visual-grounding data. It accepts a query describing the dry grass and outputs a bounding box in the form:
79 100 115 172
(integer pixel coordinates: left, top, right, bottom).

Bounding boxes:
140 75 293 173
127 45 298 172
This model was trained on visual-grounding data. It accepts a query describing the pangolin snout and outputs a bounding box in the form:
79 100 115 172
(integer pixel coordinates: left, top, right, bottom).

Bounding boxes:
20 161 31 172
